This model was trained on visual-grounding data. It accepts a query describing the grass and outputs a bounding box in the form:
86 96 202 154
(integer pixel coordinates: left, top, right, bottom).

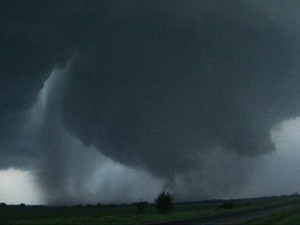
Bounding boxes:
0 203 218 225
245 208 300 225
1 195 300 225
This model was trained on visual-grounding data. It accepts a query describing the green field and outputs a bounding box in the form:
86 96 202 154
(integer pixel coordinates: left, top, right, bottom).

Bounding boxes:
1 195 300 225
246 208 300 225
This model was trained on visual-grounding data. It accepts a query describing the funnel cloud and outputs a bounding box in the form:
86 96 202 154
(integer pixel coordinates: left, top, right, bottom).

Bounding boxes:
1 1 300 204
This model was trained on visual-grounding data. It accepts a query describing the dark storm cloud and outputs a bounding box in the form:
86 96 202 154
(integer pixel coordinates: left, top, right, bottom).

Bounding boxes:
61 1 300 178
1 0 300 202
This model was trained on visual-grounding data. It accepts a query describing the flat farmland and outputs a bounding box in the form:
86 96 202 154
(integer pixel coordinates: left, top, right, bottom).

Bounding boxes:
1 195 300 225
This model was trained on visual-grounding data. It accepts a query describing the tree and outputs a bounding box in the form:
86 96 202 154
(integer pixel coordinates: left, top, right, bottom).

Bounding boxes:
155 191 174 213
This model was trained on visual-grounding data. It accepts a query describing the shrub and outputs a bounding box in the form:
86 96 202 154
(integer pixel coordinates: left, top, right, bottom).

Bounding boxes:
133 199 148 214
220 200 234 209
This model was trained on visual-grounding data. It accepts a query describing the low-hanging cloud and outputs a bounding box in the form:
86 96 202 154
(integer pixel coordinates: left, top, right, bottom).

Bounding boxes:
1 1 300 204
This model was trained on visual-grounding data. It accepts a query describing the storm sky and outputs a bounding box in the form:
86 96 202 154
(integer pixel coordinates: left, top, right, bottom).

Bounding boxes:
1 0 300 205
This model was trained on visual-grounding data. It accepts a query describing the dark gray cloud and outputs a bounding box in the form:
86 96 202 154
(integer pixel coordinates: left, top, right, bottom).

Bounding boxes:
62 1 300 174
1 1 300 203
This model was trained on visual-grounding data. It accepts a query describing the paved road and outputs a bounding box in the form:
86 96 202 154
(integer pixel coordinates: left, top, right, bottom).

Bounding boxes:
150 203 300 225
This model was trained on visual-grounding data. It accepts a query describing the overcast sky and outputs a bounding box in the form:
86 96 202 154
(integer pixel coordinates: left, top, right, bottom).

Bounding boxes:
1 1 300 205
